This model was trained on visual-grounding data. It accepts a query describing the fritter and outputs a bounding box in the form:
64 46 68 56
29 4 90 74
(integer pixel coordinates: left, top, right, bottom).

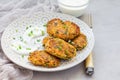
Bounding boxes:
42 36 53 46
47 18 80 41
28 50 60 67
44 37 76 59
71 33 87 50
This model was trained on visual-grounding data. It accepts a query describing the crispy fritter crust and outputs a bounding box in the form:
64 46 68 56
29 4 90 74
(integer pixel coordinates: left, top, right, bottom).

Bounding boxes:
71 33 87 50
44 37 76 59
47 18 80 41
42 36 53 46
28 50 60 67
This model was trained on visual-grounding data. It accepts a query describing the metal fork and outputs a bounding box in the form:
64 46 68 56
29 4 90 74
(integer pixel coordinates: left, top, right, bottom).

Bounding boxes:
79 14 94 76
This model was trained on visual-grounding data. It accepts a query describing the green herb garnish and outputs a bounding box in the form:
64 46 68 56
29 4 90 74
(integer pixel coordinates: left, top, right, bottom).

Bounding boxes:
63 25 67 28
13 37 15 40
43 24 47 27
20 36 23 41
23 41 27 44
65 50 69 55
18 45 22 49
37 39 40 42
26 27 29 30
16 29 18 32
41 30 45 36
28 31 33 36
56 46 62 50
21 54 25 58
26 48 31 50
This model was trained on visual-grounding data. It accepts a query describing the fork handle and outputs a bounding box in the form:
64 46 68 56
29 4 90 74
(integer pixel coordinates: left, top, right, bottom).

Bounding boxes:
85 52 94 76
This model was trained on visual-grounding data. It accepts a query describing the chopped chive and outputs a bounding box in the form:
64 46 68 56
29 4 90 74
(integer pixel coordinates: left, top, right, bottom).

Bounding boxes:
31 31 33 34
43 24 47 27
21 54 25 58
18 45 22 49
56 46 62 50
26 48 31 50
20 36 23 41
26 27 29 30
28 31 33 36
16 29 18 32
11 44 14 47
23 41 27 44
29 25 32 27
65 50 69 55
41 30 45 36
13 37 15 40
63 25 67 28
37 39 40 42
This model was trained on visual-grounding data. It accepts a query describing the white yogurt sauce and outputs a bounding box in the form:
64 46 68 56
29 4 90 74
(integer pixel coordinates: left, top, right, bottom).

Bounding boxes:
11 25 47 55
58 0 89 17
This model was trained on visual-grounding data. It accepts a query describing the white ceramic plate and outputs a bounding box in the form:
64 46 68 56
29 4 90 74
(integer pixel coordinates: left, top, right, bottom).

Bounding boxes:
1 12 94 72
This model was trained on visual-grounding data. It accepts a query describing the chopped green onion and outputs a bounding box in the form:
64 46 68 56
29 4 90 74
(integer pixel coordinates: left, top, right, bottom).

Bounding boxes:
65 50 69 55
37 39 40 42
20 36 23 41
28 31 33 36
56 46 62 50
43 24 47 27
21 54 25 58
26 27 29 30
23 41 27 44
63 25 67 28
16 29 18 32
11 44 14 47
18 45 22 49
41 30 45 36
29 25 32 27
13 37 15 40
26 48 31 50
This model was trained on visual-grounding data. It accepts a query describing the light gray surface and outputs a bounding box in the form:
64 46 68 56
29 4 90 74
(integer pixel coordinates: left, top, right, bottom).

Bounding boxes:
32 0 120 80
0 0 120 80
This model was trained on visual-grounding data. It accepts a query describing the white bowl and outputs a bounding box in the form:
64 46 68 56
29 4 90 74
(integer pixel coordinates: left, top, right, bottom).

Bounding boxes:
58 0 89 17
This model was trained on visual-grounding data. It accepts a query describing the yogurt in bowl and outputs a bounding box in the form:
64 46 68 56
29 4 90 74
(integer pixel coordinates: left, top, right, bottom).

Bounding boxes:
58 0 89 17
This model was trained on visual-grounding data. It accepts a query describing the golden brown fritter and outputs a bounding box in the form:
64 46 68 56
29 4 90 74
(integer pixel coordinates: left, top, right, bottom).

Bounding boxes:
28 50 60 67
44 37 76 59
42 36 53 46
47 18 80 41
71 33 87 50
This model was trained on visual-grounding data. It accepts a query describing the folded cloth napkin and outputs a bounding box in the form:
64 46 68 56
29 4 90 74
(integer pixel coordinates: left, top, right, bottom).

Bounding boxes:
0 0 59 80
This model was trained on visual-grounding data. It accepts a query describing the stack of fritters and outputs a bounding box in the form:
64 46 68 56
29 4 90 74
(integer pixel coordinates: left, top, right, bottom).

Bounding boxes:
28 18 87 68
